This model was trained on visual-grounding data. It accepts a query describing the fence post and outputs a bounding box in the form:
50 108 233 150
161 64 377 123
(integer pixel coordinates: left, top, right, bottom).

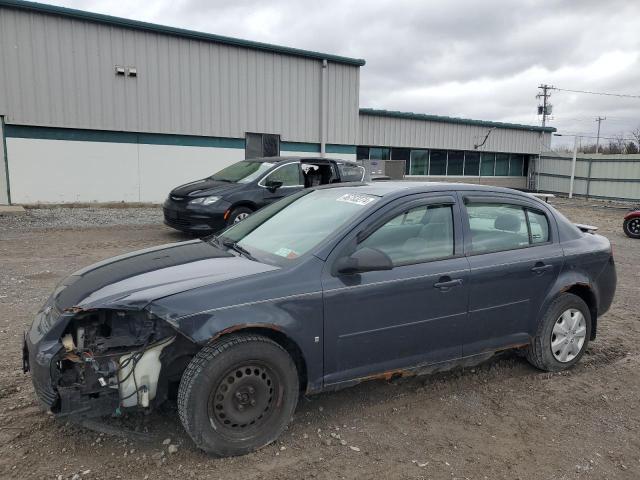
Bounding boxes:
585 156 594 199
568 136 578 198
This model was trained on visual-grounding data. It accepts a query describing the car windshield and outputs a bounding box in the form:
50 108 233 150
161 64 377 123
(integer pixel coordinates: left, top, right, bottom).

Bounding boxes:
211 160 275 183
218 189 380 265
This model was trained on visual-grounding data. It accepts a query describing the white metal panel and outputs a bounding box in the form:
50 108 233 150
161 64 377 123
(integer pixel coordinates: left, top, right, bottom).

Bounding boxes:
358 113 550 154
0 7 360 145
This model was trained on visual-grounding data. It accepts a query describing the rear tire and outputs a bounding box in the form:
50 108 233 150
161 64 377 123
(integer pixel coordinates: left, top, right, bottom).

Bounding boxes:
227 207 253 226
526 293 591 372
178 334 298 457
623 217 640 238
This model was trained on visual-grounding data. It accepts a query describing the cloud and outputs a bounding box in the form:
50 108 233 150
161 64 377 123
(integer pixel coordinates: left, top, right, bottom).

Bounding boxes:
44 0 640 147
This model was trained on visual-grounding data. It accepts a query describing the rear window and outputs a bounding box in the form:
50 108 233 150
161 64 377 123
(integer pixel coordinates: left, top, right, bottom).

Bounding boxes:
337 163 365 182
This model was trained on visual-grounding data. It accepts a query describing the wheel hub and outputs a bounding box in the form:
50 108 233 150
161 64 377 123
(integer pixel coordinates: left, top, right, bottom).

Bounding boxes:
209 365 275 430
629 218 640 235
551 308 587 363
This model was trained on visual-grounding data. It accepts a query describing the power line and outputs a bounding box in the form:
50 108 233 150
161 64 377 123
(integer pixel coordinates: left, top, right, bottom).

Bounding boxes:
551 87 640 99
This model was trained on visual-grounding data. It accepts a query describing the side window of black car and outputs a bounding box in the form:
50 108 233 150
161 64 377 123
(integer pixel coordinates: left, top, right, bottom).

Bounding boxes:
359 204 454 266
466 202 550 253
264 163 303 187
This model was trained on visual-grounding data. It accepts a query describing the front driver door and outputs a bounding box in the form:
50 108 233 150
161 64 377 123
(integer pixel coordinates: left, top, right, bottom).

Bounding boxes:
321 194 470 387
260 162 305 204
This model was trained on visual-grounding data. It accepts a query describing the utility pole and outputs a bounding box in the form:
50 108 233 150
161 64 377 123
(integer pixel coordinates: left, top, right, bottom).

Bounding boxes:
537 84 553 127
594 116 606 153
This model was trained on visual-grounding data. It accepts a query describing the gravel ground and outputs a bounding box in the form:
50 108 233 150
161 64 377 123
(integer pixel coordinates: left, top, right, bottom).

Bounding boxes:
0 198 639 480
1 207 163 230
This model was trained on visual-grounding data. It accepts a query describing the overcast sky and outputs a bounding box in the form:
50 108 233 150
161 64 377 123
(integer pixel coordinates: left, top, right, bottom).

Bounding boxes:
49 0 640 149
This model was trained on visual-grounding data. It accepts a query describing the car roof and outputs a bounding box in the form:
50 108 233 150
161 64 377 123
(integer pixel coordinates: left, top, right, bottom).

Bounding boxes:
316 181 546 203
245 156 358 165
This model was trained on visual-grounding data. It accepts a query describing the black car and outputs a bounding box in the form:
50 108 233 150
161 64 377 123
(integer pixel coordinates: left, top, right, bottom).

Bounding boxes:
163 156 365 234
24 182 616 457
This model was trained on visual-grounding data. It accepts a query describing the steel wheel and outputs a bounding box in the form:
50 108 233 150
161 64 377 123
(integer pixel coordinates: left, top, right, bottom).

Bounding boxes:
551 308 587 363
233 212 250 223
624 218 640 238
208 363 277 434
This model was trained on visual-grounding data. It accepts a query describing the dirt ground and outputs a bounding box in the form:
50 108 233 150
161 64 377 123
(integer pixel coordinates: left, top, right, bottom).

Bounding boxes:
0 198 639 480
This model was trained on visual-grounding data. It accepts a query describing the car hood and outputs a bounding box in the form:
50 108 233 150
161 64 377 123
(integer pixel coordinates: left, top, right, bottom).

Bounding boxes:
52 240 279 311
170 178 245 198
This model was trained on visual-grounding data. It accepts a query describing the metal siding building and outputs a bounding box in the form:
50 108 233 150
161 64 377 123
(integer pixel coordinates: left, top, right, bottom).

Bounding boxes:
0 0 552 204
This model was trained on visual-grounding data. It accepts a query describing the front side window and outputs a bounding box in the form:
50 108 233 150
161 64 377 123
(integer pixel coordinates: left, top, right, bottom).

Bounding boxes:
263 163 303 187
211 161 275 183
359 204 454 265
221 189 380 264
466 202 551 253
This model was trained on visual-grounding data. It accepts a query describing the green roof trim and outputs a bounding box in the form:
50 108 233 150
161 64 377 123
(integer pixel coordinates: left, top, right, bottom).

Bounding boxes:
360 108 556 133
0 0 366 67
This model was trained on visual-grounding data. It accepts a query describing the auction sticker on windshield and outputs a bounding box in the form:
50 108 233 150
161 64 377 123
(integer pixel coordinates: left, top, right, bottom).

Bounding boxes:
336 193 377 206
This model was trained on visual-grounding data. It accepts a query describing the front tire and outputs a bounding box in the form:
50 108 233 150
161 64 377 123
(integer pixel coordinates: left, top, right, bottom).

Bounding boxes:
227 206 253 226
526 293 591 372
177 334 299 457
623 217 640 238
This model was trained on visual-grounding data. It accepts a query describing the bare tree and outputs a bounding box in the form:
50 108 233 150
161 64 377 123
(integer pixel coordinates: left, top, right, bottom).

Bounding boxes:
631 126 640 151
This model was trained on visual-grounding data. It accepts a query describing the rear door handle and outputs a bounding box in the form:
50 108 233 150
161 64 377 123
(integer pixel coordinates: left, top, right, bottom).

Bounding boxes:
531 263 553 274
434 278 463 289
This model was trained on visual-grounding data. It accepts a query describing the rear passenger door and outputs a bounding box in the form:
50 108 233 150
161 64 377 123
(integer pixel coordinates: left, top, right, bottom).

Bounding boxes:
459 194 563 356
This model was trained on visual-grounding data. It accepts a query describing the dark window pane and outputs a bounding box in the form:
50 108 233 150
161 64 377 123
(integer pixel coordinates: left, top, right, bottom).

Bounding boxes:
392 148 411 174
447 151 464 175
509 154 524 176
356 146 369 160
262 134 280 157
480 153 495 176
369 147 390 160
464 152 480 176
245 133 262 159
409 150 428 175
495 153 509 175
429 150 446 175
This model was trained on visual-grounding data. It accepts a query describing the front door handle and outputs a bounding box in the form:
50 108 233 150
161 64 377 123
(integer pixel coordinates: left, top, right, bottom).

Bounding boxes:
531 262 553 274
434 278 463 289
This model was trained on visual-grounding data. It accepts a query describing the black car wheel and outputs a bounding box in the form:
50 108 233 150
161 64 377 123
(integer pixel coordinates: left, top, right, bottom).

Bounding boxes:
178 334 299 457
623 217 640 238
228 207 253 226
525 293 591 372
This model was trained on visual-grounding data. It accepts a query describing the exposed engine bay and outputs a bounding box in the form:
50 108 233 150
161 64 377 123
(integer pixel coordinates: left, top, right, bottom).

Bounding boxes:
51 309 193 417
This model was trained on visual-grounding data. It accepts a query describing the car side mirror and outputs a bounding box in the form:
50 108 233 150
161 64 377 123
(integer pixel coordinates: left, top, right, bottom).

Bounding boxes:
265 180 283 192
335 247 393 275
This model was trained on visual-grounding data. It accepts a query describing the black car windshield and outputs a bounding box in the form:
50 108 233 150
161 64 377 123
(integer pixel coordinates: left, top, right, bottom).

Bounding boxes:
218 189 380 265
211 160 275 183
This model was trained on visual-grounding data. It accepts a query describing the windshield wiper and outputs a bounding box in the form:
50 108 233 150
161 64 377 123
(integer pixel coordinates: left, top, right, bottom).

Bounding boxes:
222 239 257 261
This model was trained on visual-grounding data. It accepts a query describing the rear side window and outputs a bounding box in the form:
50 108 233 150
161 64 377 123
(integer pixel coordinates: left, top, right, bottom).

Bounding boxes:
466 202 551 253
359 204 454 265
527 210 550 244
337 163 365 182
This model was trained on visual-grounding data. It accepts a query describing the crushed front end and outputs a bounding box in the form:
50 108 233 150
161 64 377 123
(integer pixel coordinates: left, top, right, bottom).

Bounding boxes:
23 303 183 418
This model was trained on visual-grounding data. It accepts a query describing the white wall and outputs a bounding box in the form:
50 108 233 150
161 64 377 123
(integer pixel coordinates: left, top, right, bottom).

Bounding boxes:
6 137 244 203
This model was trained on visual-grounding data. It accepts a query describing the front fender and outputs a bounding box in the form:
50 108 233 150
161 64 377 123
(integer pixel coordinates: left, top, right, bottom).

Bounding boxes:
624 210 640 220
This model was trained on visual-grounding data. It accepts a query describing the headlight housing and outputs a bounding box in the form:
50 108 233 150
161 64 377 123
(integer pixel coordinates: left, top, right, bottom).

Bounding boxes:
190 196 221 205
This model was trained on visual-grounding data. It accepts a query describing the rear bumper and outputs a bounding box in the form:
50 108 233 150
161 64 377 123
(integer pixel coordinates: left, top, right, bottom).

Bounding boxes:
163 199 230 234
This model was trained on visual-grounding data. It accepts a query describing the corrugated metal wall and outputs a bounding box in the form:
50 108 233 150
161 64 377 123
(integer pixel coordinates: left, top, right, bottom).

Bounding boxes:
358 113 550 154
536 154 640 201
0 6 360 144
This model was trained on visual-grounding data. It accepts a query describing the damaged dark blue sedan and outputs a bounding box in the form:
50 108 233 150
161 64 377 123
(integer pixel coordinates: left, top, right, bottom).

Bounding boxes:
23 182 616 457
